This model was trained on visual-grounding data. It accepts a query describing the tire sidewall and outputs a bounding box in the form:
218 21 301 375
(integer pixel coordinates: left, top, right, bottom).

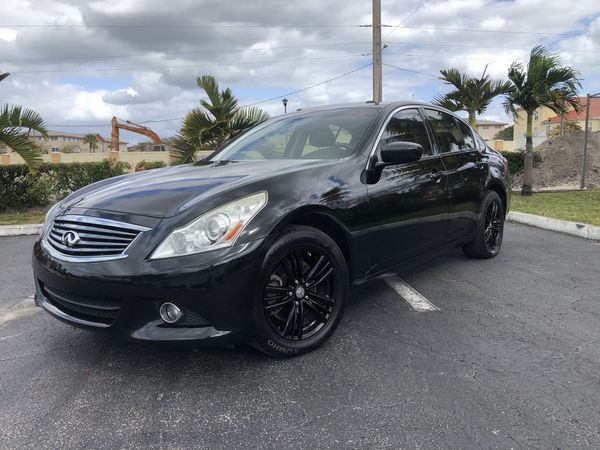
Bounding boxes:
251 226 349 357
480 191 504 257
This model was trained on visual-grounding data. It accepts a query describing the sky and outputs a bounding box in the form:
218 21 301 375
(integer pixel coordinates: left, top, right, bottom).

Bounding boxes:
1 0 600 145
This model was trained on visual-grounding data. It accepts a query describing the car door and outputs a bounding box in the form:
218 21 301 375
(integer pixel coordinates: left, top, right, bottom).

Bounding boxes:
422 108 486 242
366 108 450 272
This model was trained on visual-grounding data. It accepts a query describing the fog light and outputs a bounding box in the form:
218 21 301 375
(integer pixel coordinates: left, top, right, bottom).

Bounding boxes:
159 302 183 324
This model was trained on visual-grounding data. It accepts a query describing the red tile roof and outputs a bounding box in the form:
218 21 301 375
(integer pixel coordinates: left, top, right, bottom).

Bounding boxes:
542 97 600 124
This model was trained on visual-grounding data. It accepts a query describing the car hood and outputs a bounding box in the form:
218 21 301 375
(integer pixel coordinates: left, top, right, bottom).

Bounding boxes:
61 159 332 218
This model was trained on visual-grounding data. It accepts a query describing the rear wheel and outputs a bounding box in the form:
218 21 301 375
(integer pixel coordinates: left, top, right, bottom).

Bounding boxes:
251 225 349 357
462 190 505 259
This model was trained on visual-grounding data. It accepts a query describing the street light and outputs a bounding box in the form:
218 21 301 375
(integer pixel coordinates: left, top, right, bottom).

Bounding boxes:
282 98 288 114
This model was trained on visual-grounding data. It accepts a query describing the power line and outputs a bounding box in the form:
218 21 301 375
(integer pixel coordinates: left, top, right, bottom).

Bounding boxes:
385 25 600 38
387 41 600 55
5 22 596 37
0 23 370 29
11 54 369 74
4 41 371 64
383 2 425 40
382 63 437 78
47 63 373 127
385 52 600 66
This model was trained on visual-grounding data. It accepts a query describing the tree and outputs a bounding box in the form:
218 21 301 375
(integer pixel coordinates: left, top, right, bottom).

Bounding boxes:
83 133 98 152
493 125 514 141
503 46 581 195
173 75 270 164
548 121 582 139
434 66 513 128
0 72 48 168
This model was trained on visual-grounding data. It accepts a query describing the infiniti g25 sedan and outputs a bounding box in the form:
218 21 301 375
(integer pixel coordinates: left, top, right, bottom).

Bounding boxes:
33 102 510 357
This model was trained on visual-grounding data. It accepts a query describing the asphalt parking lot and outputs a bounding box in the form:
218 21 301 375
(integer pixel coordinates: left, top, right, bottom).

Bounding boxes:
1 223 599 449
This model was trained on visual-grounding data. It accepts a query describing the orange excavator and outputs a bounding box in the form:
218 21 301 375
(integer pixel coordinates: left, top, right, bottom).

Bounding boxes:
111 116 165 152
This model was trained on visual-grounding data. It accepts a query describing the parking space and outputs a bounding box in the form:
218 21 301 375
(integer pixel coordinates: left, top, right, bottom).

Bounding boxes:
1 224 599 449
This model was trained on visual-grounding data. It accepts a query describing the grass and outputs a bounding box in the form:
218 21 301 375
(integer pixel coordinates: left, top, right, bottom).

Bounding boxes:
511 190 600 226
0 207 48 226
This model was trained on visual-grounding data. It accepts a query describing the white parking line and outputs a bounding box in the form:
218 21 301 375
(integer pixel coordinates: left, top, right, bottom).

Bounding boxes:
0 295 39 327
383 275 440 312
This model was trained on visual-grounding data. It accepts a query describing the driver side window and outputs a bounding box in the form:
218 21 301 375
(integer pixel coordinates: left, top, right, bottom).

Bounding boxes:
379 109 432 157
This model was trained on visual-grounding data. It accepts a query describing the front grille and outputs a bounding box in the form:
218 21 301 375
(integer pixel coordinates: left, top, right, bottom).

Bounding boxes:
44 214 150 261
42 283 122 325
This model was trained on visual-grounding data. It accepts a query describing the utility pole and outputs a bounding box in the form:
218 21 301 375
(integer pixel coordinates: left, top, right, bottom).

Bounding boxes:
580 93 592 189
372 0 382 104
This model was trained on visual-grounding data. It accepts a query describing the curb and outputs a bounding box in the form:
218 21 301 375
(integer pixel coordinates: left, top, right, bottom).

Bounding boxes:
508 211 600 241
0 223 43 237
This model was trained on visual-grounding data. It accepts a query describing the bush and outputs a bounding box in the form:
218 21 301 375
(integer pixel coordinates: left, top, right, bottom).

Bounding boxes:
500 150 542 175
0 159 130 211
135 160 167 172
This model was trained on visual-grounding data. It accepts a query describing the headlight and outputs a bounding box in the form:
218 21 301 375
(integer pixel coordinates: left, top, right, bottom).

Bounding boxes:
39 202 62 236
150 191 268 260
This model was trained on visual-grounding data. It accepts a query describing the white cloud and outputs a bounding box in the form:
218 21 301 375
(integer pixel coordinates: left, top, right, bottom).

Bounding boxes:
0 0 599 142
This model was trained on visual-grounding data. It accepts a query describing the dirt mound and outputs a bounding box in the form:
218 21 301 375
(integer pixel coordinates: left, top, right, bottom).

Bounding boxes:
512 131 600 189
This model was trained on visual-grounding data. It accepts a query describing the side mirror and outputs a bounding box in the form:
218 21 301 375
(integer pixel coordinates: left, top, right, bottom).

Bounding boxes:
380 141 422 165
362 141 424 184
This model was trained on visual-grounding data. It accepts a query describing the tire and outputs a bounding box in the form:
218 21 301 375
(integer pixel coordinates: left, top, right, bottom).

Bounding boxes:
462 190 505 259
250 225 349 357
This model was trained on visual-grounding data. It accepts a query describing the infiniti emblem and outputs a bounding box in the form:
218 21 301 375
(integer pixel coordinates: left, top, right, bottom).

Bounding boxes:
61 231 80 248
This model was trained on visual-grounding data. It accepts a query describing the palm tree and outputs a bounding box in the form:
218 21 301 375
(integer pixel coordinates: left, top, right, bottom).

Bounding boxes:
83 133 98 152
0 72 48 168
503 46 581 196
173 75 270 164
434 66 513 128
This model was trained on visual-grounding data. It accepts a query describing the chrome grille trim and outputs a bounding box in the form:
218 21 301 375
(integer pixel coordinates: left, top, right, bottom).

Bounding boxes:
42 214 151 262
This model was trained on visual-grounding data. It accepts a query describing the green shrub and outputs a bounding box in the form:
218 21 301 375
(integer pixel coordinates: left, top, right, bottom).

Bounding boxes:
135 160 167 171
0 159 130 211
500 150 542 175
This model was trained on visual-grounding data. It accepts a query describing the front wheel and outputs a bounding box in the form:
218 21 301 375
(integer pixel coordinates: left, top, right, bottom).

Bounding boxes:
251 225 349 357
462 190 505 259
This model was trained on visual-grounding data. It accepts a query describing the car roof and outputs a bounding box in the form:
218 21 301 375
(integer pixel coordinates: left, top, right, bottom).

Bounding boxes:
280 100 446 116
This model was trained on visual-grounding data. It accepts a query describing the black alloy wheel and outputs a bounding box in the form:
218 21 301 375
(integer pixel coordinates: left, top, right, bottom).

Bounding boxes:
264 246 335 341
462 190 504 259
483 200 502 252
251 225 349 357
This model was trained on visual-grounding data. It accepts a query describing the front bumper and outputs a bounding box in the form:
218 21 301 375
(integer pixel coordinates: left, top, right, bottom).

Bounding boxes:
32 236 267 345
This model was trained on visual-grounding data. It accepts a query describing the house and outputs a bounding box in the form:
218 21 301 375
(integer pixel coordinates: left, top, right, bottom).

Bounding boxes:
512 106 557 148
475 120 508 140
541 97 600 135
28 130 128 153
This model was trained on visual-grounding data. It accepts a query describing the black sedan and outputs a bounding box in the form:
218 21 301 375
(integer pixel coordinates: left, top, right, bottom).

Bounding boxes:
32 102 510 357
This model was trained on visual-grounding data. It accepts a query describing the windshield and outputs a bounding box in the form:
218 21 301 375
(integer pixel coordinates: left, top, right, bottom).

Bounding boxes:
212 108 379 161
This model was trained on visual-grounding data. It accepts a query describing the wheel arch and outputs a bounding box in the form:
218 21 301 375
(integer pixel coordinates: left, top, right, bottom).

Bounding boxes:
268 206 353 280
486 180 508 217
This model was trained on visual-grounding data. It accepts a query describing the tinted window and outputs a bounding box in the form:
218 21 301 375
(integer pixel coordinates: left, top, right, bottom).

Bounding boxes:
424 109 472 153
456 120 476 150
213 108 378 161
379 109 432 157
300 123 355 158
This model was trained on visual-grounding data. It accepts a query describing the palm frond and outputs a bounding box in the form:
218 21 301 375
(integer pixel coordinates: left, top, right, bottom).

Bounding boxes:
229 107 270 133
0 104 48 137
0 128 43 167
170 133 199 165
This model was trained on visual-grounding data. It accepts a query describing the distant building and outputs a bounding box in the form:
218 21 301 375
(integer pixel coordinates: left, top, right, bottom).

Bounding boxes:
541 97 600 135
29 130 128 153
476 120 508 140
513 106 556 148
513 97 600 147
